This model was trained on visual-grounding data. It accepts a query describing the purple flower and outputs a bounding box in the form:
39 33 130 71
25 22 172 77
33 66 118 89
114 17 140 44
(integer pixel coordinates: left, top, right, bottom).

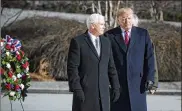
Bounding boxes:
11 84 14 89
17 89 21 93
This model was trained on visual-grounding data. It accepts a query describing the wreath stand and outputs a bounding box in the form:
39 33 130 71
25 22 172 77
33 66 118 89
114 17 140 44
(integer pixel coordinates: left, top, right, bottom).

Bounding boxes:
9 99 25 111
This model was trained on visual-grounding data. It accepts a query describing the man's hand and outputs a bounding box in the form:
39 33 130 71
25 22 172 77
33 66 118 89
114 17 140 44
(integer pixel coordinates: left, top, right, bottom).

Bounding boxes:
111 89 120 102
149 86 157 94
74 90 85 102
145 81 157 94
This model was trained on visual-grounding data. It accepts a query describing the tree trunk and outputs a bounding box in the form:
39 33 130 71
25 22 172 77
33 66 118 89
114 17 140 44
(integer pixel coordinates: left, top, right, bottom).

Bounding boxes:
114 1 121 28
149 2 155 20
97 1 102 14
109 1 113 27
105 0 109 30
151 0 156 21
152 1 159 22
92 1 95 13
159 10 164 21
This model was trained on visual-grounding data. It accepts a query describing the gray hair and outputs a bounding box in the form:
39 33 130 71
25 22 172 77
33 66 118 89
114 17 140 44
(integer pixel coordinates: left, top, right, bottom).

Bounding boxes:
86 13 105 29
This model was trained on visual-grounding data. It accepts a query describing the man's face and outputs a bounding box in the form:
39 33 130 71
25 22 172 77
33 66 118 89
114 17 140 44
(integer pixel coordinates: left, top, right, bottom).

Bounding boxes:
118 11 133 31
92 20 105 35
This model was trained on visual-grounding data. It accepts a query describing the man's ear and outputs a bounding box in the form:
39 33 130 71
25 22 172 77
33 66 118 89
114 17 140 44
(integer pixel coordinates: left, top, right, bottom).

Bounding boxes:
90 24 95 29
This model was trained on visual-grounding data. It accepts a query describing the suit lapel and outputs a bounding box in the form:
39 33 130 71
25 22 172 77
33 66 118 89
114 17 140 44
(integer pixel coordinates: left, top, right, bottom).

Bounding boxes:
128 27 138 52
84 31 100 59
113 27 127 52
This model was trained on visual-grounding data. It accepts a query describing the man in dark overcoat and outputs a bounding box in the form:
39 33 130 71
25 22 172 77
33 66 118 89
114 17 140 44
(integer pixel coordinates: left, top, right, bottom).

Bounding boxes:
104 8 156 111
67 13 120 111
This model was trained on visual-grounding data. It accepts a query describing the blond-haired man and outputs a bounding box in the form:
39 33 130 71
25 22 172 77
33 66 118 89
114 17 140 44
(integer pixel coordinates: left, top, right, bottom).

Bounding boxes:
104 8 156 111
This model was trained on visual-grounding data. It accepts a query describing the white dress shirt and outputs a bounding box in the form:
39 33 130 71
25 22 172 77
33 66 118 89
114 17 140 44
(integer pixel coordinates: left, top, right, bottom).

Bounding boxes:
88 31 100 56
120 27 131 40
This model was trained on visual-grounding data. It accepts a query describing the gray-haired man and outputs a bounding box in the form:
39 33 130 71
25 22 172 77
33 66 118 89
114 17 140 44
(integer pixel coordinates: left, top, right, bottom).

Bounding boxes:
67 13 120 111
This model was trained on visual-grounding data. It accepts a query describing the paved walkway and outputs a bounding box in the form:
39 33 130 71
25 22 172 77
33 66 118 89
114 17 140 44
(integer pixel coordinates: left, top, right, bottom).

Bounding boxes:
27 81 181 95
1 94 181 111
1 82 181 110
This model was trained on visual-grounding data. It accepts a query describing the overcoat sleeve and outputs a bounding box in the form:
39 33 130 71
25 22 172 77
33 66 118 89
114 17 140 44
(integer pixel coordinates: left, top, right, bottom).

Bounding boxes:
67 38 82 92
144 30 155 82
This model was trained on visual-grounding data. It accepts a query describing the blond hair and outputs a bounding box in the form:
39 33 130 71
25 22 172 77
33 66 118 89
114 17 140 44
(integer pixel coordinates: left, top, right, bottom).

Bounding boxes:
117 8 134 18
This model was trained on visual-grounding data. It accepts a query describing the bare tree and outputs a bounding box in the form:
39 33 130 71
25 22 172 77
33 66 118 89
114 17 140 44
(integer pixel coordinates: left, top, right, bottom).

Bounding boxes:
113 1 121 27
81 0 123 29
149 1 155 20
105 0 109 29
150 0 172 22
92 1 95 13
97 1 102 14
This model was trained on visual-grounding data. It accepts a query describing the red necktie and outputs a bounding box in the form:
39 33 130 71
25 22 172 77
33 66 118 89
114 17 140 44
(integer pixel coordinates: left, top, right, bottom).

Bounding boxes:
124 31 129 45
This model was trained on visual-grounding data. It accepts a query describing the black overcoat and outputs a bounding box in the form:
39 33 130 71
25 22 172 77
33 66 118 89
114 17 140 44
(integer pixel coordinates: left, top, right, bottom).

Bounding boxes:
67 31 120 111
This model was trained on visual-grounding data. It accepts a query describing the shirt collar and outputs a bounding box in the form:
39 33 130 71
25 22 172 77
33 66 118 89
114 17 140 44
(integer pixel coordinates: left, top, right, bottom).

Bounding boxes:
88 31 98 41
120 26 131 33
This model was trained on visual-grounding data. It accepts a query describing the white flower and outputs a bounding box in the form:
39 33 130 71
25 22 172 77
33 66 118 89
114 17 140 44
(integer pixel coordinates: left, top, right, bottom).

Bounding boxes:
6 63 11 69
17 73 22 78
16 51 20 55
10 49 13 52
6 51 10 56
0 42 4 47
20 84 24 90
3 79 6 83
12 75 17 81
26 67 29 72
9 91 15 96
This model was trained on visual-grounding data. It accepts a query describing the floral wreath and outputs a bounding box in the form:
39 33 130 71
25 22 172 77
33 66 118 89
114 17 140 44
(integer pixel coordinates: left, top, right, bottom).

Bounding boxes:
1 35 31 102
